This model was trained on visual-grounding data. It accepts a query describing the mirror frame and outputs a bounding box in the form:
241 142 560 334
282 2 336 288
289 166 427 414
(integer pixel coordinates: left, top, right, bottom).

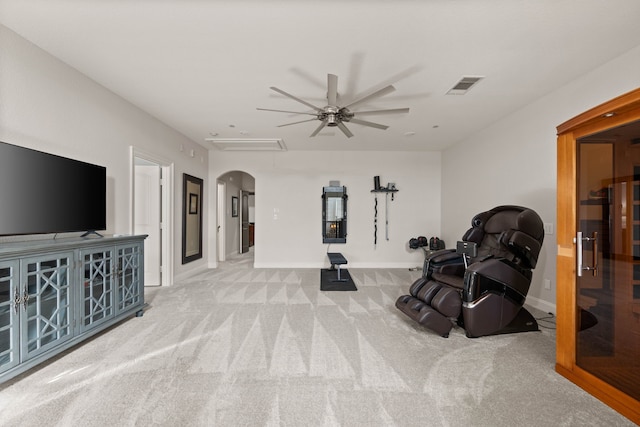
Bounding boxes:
322 185 347 244
182 173 203 264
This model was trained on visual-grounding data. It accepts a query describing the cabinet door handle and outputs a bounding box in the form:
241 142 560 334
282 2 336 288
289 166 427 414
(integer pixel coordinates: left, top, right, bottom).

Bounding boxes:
13 287 20 314
22 286 29 311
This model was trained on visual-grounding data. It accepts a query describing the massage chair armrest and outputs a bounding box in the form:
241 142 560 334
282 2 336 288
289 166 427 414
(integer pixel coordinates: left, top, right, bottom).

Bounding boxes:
423 249 465 279
425 249 459 263
438 263 466 276
462 258 533 306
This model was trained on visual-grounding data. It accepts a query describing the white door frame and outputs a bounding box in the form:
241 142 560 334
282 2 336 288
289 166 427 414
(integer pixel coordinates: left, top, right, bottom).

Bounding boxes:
217 181 226 262
130 147 174 286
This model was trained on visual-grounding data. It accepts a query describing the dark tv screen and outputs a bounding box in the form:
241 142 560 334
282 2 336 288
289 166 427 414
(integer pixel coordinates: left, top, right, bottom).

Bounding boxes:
0 141 106 236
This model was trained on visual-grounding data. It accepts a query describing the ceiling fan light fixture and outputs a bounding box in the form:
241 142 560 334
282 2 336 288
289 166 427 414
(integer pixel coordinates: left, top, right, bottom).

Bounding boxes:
326 113 338 127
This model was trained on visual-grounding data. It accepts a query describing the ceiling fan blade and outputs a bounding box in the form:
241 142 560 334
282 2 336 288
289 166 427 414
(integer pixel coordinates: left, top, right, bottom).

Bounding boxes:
277 118 319 127
342 85 396 109
257 107 317 116
337 122 354 138
270 87 323 112
310 121 327 137
353 108 410 115
327 74 338 106
349 118 389 130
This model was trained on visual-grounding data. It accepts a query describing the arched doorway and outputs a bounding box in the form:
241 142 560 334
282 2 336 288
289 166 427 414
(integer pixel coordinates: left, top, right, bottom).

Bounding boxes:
217 170 255 265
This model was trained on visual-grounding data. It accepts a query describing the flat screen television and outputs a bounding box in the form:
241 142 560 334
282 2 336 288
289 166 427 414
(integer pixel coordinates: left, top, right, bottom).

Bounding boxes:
0 141 106 236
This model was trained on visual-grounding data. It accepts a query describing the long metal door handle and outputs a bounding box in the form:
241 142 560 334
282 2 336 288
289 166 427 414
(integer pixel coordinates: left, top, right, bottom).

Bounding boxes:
575 231 598 277
575 231 583 277
591 231 598 277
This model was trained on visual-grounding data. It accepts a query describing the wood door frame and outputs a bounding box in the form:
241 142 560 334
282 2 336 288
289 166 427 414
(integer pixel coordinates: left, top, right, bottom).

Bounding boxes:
556 88 640 424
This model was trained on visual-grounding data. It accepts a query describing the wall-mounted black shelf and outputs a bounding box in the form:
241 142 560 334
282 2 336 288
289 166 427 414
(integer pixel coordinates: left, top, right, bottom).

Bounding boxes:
371 188 398 193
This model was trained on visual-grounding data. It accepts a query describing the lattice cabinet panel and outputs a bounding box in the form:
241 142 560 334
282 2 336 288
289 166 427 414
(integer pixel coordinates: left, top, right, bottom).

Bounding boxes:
80 248 115 331
116 243 142 314
22 253 74 360
0 261 19 374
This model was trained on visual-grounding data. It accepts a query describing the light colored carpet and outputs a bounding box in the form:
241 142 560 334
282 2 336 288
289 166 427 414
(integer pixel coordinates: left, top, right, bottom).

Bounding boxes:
0 253 634 426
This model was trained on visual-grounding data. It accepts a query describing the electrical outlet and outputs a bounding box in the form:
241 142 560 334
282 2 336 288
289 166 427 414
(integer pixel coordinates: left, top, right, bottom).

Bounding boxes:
544 279 551 290
543 223 554 235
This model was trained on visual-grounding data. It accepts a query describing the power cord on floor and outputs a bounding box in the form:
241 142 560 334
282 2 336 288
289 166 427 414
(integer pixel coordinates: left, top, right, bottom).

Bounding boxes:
536 312 556 330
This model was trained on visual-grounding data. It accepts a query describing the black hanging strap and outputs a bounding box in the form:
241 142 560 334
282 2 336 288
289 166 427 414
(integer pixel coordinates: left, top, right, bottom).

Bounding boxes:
374 194 378 246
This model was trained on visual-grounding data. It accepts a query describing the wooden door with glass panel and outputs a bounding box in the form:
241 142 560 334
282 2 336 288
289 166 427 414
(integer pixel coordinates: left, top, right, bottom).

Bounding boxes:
576 121 640 403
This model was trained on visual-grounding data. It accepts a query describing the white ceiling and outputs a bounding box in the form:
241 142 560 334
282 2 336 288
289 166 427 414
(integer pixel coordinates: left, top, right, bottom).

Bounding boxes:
1 0 640 152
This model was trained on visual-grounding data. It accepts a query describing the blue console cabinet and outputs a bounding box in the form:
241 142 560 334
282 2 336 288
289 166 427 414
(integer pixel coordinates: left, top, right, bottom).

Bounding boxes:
0 235 146 383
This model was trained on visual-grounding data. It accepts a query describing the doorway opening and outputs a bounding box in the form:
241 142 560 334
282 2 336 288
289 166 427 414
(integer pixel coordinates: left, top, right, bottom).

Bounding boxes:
217 181 226 262
217 171 255 266
132 148 174 286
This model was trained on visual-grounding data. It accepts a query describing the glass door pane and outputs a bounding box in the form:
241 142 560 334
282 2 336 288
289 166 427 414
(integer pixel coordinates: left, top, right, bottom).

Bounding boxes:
82 248 114 330
577 120 640 401
117 244 141 312
22 253 73 359
0 262 19 372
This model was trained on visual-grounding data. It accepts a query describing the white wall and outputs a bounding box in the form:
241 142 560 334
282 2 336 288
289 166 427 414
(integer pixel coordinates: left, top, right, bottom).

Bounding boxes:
441 44 640 313
6 19 637 303
0 24 209 281
210 150 441 269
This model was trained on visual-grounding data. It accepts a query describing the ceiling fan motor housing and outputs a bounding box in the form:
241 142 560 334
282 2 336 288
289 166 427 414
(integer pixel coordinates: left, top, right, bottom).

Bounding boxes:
324 106 339 126
321 106 354 126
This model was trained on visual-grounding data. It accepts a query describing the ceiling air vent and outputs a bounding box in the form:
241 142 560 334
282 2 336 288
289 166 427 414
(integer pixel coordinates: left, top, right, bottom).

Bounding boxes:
205 138 287 151
446 76 484 95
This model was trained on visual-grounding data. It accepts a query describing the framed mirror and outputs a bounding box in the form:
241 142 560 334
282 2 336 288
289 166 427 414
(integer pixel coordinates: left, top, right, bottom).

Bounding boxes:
182 173 203 264
322 185 347 243
231 196 238 217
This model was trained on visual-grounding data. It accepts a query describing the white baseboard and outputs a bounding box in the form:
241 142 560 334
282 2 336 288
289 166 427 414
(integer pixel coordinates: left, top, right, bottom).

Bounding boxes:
525 295 556 315
253 262 420 269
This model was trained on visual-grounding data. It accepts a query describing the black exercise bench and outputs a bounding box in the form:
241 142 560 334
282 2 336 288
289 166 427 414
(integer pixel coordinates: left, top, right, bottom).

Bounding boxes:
327 252 348 282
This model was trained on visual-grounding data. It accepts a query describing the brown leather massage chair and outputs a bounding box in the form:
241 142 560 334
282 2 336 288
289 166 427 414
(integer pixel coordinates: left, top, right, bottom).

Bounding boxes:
396 205 544 338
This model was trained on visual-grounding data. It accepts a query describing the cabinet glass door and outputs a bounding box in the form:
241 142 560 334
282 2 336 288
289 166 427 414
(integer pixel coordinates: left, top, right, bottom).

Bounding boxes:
576 120 640 401
81 248 115 331
116 244 142 313
22 253 73 360
0 261 19 373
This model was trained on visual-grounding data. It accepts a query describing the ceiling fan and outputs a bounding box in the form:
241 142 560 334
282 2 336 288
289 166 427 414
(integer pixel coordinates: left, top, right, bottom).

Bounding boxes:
257 74 410 138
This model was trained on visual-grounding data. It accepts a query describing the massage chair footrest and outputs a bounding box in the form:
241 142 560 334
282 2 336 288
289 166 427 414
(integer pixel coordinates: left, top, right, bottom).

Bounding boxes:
395 295 454 338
